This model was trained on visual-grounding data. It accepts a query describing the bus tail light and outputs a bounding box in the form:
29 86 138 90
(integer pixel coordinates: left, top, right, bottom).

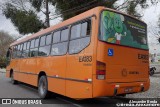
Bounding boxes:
96 61 106 80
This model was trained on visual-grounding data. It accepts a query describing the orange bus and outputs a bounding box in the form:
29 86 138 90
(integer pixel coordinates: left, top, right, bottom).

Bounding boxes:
6 6 150 99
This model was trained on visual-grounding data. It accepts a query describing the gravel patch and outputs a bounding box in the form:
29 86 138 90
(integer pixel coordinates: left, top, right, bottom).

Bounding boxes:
126 74 160 98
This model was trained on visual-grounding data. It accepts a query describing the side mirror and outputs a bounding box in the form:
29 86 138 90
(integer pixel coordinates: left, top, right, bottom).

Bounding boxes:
6 50 10 58
6 49 11 66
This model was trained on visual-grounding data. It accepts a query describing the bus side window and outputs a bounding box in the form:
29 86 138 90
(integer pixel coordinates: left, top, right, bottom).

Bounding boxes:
53 31 60 44
51 28 69 56
20 43 23 58
40 36 46 46
26 41 30 57
81 20 91 37
30 39 35 48
12 46 17 59
17 44 20 58
71 24 81 39
15 45 18 58
22 42 27 58
69 20 91 54
46 33 52 45
35 38 40 48
38 35 51 56
30 39 38 57
61 28 69 41
27 41 30 49
16 44 22 58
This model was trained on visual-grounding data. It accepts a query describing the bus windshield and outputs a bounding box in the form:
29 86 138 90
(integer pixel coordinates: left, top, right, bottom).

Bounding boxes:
99 10 148 50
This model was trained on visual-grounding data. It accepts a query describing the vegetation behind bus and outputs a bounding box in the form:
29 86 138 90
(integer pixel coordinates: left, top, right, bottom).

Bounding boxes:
0 31 14 68
1 0 156 35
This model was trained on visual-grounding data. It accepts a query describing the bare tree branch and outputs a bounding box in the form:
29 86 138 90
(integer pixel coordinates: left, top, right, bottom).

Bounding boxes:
115 0 129 10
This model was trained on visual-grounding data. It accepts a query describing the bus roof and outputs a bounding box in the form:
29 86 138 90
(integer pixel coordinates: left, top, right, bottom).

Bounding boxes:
10 6 146 46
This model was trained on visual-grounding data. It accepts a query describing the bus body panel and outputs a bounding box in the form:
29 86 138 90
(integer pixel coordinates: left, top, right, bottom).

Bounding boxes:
65 16 96 98
18 58 37 86
6 59 17 78
6 59 19 80
92 36 150 97
97 41 149 81
93 74 150 97
48 77 66 95
49 56 66 95
66 81 92 98
66 37 94 98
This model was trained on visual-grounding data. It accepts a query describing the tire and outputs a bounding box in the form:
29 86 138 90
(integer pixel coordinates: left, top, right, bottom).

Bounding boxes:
38 76 50 99
10 72 18 84
115 94 126 97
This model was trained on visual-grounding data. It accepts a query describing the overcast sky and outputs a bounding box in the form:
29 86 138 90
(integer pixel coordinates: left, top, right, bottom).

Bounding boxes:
142 2 160 53
0 0 160 53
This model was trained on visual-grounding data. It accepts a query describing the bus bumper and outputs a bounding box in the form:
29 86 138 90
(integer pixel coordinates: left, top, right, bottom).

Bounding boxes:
93 79 150 97
110 80 150 96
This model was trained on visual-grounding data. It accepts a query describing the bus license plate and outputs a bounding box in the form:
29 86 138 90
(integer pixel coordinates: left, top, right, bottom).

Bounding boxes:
124 87 133 93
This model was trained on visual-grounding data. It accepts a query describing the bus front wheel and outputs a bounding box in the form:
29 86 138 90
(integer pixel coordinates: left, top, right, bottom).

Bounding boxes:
10 72 18 84
38 76 50 99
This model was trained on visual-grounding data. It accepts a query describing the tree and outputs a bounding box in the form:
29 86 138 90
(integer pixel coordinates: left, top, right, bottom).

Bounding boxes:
156 17 160 43
0 31 14 67
51 0 123 20
2 0 45 34
29 0 56 27
1 0 159 35
53 0 156 19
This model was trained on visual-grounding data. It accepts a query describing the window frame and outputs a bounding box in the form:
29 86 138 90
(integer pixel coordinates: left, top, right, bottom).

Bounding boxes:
68 18 92 55
23 42 27 50
11 16 93 57
40 35 46 47
52 31 61 44
25 41 31 58
51 27 69 56
46 33 52 45
37 33 53 57
30 39 35 49
21 42 27 58
35 38 40 48
12 45 17 59
70 19 91 40
61 28 70 42
27 41 31 50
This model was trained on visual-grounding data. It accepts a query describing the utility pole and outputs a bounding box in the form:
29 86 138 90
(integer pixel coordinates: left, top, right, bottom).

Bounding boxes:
45 0 50 27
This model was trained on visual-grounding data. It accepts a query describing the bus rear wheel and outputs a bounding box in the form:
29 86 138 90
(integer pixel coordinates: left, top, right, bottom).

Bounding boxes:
10 72 18 84
38 76 50 99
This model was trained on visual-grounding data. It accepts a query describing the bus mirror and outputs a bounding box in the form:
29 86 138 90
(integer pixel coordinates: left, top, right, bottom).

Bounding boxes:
6 50 10 58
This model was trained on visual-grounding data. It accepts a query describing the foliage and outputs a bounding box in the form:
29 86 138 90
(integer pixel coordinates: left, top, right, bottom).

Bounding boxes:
1 0 159 34
0 31 14 66
29 0 56 12
3 3 44 34
52 0 118 20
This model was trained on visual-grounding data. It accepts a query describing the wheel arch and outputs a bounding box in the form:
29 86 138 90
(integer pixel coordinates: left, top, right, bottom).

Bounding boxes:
10 69 13 77
37 71 47 85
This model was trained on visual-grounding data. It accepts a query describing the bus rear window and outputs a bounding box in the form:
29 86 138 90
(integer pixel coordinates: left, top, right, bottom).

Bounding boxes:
99 10 148 50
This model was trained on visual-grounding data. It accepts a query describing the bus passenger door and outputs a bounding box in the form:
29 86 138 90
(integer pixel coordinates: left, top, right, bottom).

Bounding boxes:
48 29 69 96
66 19 94 98
14 44 23 81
